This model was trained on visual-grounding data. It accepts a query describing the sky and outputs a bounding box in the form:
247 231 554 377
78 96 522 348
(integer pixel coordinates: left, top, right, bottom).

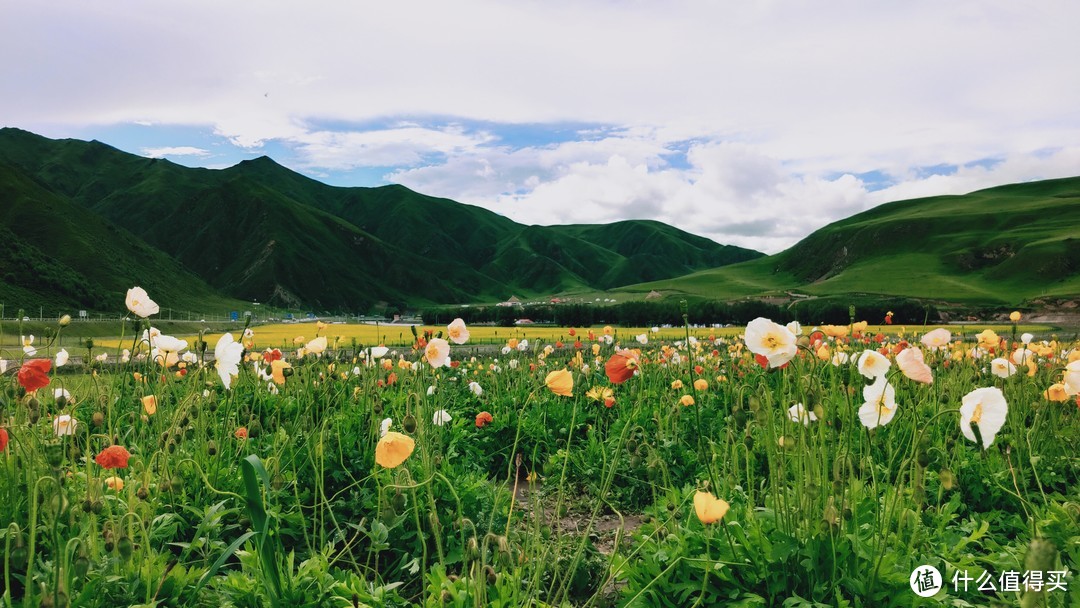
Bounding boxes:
3 0 1079 254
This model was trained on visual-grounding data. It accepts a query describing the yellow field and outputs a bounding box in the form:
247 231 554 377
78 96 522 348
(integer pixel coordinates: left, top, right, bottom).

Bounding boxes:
88 321 1055 353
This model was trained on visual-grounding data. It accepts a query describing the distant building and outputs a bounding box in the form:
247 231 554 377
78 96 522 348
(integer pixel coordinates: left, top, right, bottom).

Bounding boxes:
497 295 523 307
645 290 663 300
515 318 534 325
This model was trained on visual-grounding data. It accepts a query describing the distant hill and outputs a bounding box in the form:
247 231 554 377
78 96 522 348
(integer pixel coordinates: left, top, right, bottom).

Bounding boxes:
618 176 1080 306
0 128 763 312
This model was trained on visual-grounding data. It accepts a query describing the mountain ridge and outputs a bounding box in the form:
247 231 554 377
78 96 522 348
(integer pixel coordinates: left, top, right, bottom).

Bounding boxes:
0 128 762 312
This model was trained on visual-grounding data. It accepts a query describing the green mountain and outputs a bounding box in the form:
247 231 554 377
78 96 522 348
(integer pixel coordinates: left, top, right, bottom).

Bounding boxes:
617 176 1080 306
0 128 762 311
0 161 233 315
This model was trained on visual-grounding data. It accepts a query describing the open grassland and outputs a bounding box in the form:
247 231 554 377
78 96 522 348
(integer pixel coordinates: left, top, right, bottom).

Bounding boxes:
2 321 1055 358
2 312 1078 607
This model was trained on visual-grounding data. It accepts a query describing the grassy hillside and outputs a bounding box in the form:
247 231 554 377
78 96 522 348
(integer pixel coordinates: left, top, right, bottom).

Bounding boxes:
0 128 762 310
617 177 1080 306
0 162 237 316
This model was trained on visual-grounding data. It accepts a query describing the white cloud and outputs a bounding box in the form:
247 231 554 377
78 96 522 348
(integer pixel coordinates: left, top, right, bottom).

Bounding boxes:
2 0 1078 252
389 133 1080 253
141 146 210 158
291 125 495 169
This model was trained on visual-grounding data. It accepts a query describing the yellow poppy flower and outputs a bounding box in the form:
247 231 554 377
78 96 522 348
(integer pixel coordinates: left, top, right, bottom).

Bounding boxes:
545 370 574 397
375 432 415 468
693 491 730 524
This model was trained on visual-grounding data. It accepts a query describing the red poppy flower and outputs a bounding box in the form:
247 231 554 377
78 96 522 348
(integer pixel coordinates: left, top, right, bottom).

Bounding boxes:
555 341 564 348
475 411 493 428
568 329 576 336
95 445 131 469
605 350 640 384
574 340 583 349
386 372 398 386
235 427 249 439
694 365 704 375
603 397 616 408
17 359 52 392
0 428 8 452
263 348 282 363
450 361 461 368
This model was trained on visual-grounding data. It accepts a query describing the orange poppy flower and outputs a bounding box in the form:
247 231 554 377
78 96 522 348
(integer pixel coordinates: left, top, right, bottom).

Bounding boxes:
95 445 132 469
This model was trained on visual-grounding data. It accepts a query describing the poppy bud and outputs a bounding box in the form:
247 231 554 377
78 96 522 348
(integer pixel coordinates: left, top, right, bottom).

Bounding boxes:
92 411 104 427
391 490 407 511
938 469 955 491
118 535 133 560
823 503 839 527
403 414 417 433
207 440 217 456
46 443 63 467
484 565 498 585
912 486 926 504
74 554 90 578
466 536 479 560
916 451 930 468
91 499 103 514
137 486 149 500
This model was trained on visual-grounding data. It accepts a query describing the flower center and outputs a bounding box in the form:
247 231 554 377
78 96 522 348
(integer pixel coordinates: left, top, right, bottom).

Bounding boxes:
970 402 983 424
764 334 780 348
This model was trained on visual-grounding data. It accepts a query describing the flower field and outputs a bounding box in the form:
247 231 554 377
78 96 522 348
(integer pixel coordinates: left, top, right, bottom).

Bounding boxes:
1 290 1078 607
